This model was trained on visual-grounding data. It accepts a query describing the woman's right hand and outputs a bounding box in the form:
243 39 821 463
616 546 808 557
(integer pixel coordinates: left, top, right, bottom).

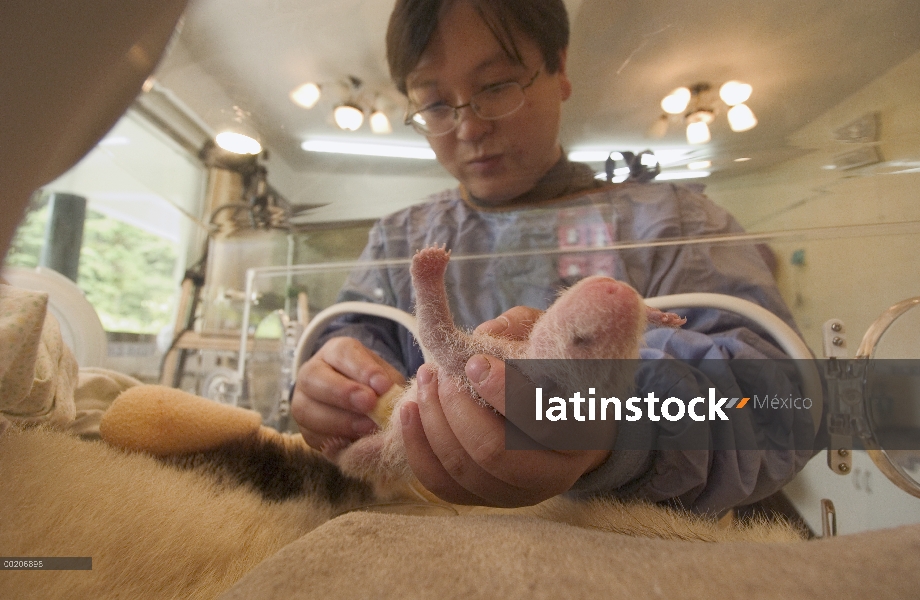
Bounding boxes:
290 337 405 451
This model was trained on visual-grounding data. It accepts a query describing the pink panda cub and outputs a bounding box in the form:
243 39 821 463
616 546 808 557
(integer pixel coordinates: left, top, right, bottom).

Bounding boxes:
334 246 684 497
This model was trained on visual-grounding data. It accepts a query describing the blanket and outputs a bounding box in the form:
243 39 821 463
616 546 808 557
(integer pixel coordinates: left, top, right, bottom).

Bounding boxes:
0 283 141 434
221 512 920 600
0 284 78 428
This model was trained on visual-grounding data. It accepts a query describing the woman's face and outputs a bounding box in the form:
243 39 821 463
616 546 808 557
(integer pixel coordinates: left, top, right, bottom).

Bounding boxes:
405 2 572 205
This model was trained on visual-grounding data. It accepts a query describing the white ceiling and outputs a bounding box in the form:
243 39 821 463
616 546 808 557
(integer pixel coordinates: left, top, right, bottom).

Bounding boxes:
149 0 920 218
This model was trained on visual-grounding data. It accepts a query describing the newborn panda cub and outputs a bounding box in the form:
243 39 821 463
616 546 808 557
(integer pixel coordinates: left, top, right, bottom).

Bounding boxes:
335 246 685 498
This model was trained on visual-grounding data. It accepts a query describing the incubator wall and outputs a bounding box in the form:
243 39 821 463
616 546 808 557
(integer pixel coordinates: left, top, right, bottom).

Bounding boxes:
237 220 920 535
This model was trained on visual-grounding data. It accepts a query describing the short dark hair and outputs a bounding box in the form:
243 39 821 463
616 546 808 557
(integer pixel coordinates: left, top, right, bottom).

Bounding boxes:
386 0 570 95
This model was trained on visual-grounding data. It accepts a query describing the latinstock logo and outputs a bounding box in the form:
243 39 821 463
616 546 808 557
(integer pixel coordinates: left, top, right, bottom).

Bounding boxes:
533 387 752 423
503 358 821 452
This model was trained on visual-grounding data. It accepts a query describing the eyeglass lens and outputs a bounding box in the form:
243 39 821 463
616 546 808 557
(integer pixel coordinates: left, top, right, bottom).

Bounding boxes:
409 80 528 136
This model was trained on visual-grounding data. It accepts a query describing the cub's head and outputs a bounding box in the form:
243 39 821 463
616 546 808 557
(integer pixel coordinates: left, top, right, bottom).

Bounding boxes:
527 276 646 361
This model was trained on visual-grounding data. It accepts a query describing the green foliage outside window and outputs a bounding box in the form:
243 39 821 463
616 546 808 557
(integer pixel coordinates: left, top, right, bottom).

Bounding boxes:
4 199 178 334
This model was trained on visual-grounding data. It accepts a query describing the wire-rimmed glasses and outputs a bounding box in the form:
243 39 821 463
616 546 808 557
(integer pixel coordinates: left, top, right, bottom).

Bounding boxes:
404 68 541 137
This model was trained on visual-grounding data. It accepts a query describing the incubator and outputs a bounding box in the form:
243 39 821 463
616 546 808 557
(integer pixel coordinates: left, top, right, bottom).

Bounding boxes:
4 0 920 541
212 216 920 535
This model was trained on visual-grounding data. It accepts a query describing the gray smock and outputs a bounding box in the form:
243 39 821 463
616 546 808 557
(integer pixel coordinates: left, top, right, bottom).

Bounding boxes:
313 174 817 515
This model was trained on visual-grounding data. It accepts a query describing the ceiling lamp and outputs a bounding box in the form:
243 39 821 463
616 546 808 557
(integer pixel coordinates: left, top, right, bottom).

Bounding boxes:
719 81 752 106
650 81 757 144
334 76 365 131
290 82 321 109
719 80 757 132
290 75 397 134
661 87 691 115
369 110 392 134
333 103 364 131
214 106 263 155
727 103 757 132
685 106 714 144
215 132 262 155
685 121 711 145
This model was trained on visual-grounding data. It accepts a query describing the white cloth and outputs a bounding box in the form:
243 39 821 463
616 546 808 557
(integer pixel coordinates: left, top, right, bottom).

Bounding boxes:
0 284 78 427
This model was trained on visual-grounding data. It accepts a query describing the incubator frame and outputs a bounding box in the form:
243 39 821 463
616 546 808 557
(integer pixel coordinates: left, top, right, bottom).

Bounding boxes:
823 296 920 499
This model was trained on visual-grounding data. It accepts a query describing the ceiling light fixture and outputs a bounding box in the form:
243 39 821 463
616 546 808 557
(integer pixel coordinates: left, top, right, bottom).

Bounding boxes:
333 103 364 131
718 81 752 106
290 75 393 134
301 139 436 159
213 105 264 155
661 87 692 115
726 103 758 132
650 81 757 144
290 82 321 109
215 132 262 155
291 75 396 135
685 108 714 145
369 109 392 134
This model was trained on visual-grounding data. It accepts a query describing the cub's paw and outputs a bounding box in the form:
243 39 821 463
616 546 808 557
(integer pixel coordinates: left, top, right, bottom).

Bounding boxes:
645 306 687 328
411 244 451 281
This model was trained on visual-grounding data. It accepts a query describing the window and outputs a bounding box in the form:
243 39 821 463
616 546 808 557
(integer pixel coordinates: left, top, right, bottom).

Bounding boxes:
4 110 207 335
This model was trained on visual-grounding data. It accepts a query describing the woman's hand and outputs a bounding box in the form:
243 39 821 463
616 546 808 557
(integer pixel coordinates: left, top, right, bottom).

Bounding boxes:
291 337 405 451
399 306 611 507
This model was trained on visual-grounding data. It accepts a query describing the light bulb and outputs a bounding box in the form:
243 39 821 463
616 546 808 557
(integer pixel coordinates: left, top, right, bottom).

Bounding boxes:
369 110 392 134
719 81 752 106
334 104 364 131
290 83 321 109
727 103 758 132
686 121 711 144
661 87 691 114
215 132 262 155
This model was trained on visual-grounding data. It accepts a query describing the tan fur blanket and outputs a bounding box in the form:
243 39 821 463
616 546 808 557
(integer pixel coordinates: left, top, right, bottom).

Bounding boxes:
221 513 920 600
0 425 801 600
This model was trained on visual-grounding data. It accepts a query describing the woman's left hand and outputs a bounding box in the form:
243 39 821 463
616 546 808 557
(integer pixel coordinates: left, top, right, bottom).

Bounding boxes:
398 308 612 507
